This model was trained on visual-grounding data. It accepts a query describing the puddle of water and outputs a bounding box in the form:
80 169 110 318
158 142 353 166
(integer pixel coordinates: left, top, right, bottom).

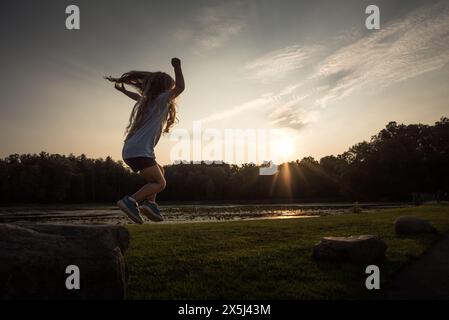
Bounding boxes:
0 203 408 225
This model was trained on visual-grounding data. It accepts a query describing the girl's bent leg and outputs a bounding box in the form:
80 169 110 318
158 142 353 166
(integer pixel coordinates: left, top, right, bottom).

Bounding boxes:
131 165 166 203
147 164 165 202
145 164 165 203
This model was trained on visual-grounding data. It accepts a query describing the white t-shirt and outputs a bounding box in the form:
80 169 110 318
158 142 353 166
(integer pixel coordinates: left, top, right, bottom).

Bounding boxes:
122 91 170 159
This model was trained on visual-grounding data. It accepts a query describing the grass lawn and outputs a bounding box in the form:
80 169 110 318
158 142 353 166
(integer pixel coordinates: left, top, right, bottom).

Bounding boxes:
125 204 449 299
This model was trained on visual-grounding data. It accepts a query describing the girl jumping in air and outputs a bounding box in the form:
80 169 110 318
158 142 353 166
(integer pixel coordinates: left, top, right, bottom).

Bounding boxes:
105 58 185 224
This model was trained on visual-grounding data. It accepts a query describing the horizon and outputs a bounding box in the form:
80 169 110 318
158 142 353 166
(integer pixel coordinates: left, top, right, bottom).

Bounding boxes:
2 116 447 166
1 0 449 165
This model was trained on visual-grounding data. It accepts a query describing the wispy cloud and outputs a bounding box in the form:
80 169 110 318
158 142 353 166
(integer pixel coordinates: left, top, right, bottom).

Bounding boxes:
198 94 275 124
315 1 449 105
245 45 322 82
199 1 449 131
198 84 322 131
174 2 246 54
268 106 319 131
265 85 327 130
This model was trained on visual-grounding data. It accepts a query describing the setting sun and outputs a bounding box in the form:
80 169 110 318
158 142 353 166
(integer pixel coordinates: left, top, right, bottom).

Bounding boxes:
274 139 295 159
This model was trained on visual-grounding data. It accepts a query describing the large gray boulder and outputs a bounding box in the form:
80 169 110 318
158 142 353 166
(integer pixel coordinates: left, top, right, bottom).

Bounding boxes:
394 216 437 235
0 223 130 300
313 235 387 263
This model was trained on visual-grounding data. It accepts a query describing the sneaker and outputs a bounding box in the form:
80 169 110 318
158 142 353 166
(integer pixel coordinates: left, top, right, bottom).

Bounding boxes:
117 196 144 224
140 200 164 222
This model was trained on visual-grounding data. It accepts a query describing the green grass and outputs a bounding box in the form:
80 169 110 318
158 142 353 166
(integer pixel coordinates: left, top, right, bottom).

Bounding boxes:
125 204 449 299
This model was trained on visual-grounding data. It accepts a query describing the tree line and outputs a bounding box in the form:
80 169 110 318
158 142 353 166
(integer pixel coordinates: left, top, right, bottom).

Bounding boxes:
1 118 448 204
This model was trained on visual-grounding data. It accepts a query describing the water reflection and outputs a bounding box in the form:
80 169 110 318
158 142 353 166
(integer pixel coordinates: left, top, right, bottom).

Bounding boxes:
0 203 408 225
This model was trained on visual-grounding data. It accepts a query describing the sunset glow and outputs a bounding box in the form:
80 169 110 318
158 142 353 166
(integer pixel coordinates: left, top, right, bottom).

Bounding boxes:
1 1 448 165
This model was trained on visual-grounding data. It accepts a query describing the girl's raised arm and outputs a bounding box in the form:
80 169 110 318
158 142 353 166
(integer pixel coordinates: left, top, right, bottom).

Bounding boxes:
105 76 142 101
169 58 185 100
114 83 141 101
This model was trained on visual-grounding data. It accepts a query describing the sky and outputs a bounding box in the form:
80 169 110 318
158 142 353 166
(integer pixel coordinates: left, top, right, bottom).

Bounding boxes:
1 0 448 165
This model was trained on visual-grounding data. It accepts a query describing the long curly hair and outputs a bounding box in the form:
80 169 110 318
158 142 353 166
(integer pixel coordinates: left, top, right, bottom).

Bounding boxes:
107 71 177 141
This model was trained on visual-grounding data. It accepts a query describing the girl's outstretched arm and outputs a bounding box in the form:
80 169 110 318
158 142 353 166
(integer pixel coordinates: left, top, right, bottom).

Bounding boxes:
169 58 185 100
114 83 141 101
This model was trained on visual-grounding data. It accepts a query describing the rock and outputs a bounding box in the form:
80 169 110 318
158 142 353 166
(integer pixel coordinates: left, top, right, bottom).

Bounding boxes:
394 216 437 235
312 235 387 263
0 223 130 300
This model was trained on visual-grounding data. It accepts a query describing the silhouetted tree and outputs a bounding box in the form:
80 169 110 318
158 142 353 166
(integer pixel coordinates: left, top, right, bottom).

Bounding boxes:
1 117 448 204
